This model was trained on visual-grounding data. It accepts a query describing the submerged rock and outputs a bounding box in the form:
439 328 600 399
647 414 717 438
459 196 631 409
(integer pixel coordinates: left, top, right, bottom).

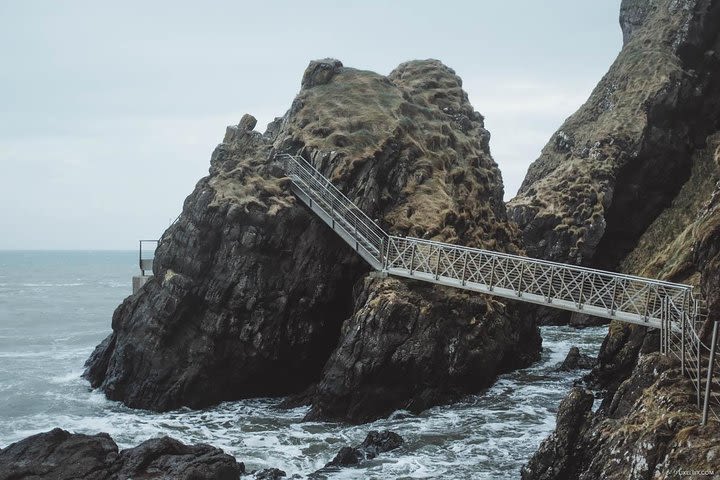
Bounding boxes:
310 430 404 477
250 467 287 479
557 346 596 371
0 428 243 480
84 57 540 422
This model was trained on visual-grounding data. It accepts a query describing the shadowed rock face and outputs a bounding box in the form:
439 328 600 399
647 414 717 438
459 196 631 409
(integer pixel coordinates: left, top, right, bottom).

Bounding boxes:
518 1 720 478
84 58 540 422
306 276 539 423
508 0 720 268
0 428 243 480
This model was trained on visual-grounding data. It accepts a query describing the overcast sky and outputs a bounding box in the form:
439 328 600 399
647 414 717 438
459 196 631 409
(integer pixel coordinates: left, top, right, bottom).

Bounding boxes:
0 1 622 250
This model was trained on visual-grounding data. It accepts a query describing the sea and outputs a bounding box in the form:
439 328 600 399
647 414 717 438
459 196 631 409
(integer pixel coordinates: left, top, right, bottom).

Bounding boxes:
0 250 606 479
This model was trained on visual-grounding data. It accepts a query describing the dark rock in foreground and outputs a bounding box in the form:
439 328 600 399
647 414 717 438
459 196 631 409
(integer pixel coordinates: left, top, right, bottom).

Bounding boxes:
0 428 243 480
558 346 596 371
250 467 287 479
310 430 404 478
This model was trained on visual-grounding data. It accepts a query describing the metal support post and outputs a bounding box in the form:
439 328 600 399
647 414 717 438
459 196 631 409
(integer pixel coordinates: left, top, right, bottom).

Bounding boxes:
702 321 719 426
434 246 442 280
698 338 703 409
461 252 468 286
517 262 525 297
409 243 416 276
546 267 554 303
577 272 586 310
681 310 686 375
643 286 652 322
488 256 497 291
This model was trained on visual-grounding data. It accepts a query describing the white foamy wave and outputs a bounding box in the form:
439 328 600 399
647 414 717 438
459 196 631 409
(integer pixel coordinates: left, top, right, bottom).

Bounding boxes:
48 370 85 385
0 323 608 478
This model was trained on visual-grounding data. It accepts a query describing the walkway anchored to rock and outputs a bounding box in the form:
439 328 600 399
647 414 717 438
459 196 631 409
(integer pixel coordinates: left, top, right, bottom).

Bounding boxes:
279 153 720 425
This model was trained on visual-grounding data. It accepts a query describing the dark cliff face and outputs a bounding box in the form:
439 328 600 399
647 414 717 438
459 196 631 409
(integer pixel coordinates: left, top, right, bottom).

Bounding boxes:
508 0 720 268
519 0 720 477
523 354 720 480
85 59 540 422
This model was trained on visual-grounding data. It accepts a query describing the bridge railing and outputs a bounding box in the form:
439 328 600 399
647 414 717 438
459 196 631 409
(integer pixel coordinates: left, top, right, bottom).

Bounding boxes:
280 154 388 265
384 235 692 325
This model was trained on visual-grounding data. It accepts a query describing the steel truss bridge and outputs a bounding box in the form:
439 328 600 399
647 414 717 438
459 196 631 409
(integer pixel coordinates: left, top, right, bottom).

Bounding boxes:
280 153 720 425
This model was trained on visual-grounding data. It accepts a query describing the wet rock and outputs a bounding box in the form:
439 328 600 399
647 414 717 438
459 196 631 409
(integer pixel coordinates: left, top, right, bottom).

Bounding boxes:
251 467 287 479
0 428 119 480
310 430 403 477
306 277 540 423
0 428 243 480
558 346 596 371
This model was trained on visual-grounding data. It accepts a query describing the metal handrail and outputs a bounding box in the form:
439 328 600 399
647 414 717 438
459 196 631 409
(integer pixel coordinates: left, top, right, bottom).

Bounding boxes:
396 235 695 290
279 154 387 241
138 239 158 276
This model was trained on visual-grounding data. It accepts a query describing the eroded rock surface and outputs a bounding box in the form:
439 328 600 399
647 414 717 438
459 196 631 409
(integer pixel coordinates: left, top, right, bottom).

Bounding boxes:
518 1 720 477
523 354 720 480
85 58 540 422
0 428 243 480
307 276 539 422
508 0 720 268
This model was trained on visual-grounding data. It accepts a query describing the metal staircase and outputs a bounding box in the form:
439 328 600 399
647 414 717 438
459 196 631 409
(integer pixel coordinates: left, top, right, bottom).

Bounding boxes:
280 153 720 424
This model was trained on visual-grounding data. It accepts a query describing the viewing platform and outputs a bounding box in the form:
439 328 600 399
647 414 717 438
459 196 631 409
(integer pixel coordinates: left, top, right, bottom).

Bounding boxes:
133 240 157 294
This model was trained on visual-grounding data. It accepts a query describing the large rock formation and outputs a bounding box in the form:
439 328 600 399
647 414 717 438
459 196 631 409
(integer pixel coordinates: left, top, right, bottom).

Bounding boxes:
85 59 540 422
518 0 720 477
0 428 243 480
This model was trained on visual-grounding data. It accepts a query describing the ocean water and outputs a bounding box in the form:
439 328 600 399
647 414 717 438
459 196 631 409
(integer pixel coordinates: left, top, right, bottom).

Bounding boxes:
0 251 606 479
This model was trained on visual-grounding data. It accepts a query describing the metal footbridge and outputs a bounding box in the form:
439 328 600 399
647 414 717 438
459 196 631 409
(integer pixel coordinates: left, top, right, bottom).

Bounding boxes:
279 153 720 425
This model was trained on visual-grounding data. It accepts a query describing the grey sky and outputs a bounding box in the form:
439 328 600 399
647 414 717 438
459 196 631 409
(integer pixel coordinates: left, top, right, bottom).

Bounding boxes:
0 1 622 250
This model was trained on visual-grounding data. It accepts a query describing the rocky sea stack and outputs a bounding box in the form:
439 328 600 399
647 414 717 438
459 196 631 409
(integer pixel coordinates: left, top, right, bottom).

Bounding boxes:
84 58 541 423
